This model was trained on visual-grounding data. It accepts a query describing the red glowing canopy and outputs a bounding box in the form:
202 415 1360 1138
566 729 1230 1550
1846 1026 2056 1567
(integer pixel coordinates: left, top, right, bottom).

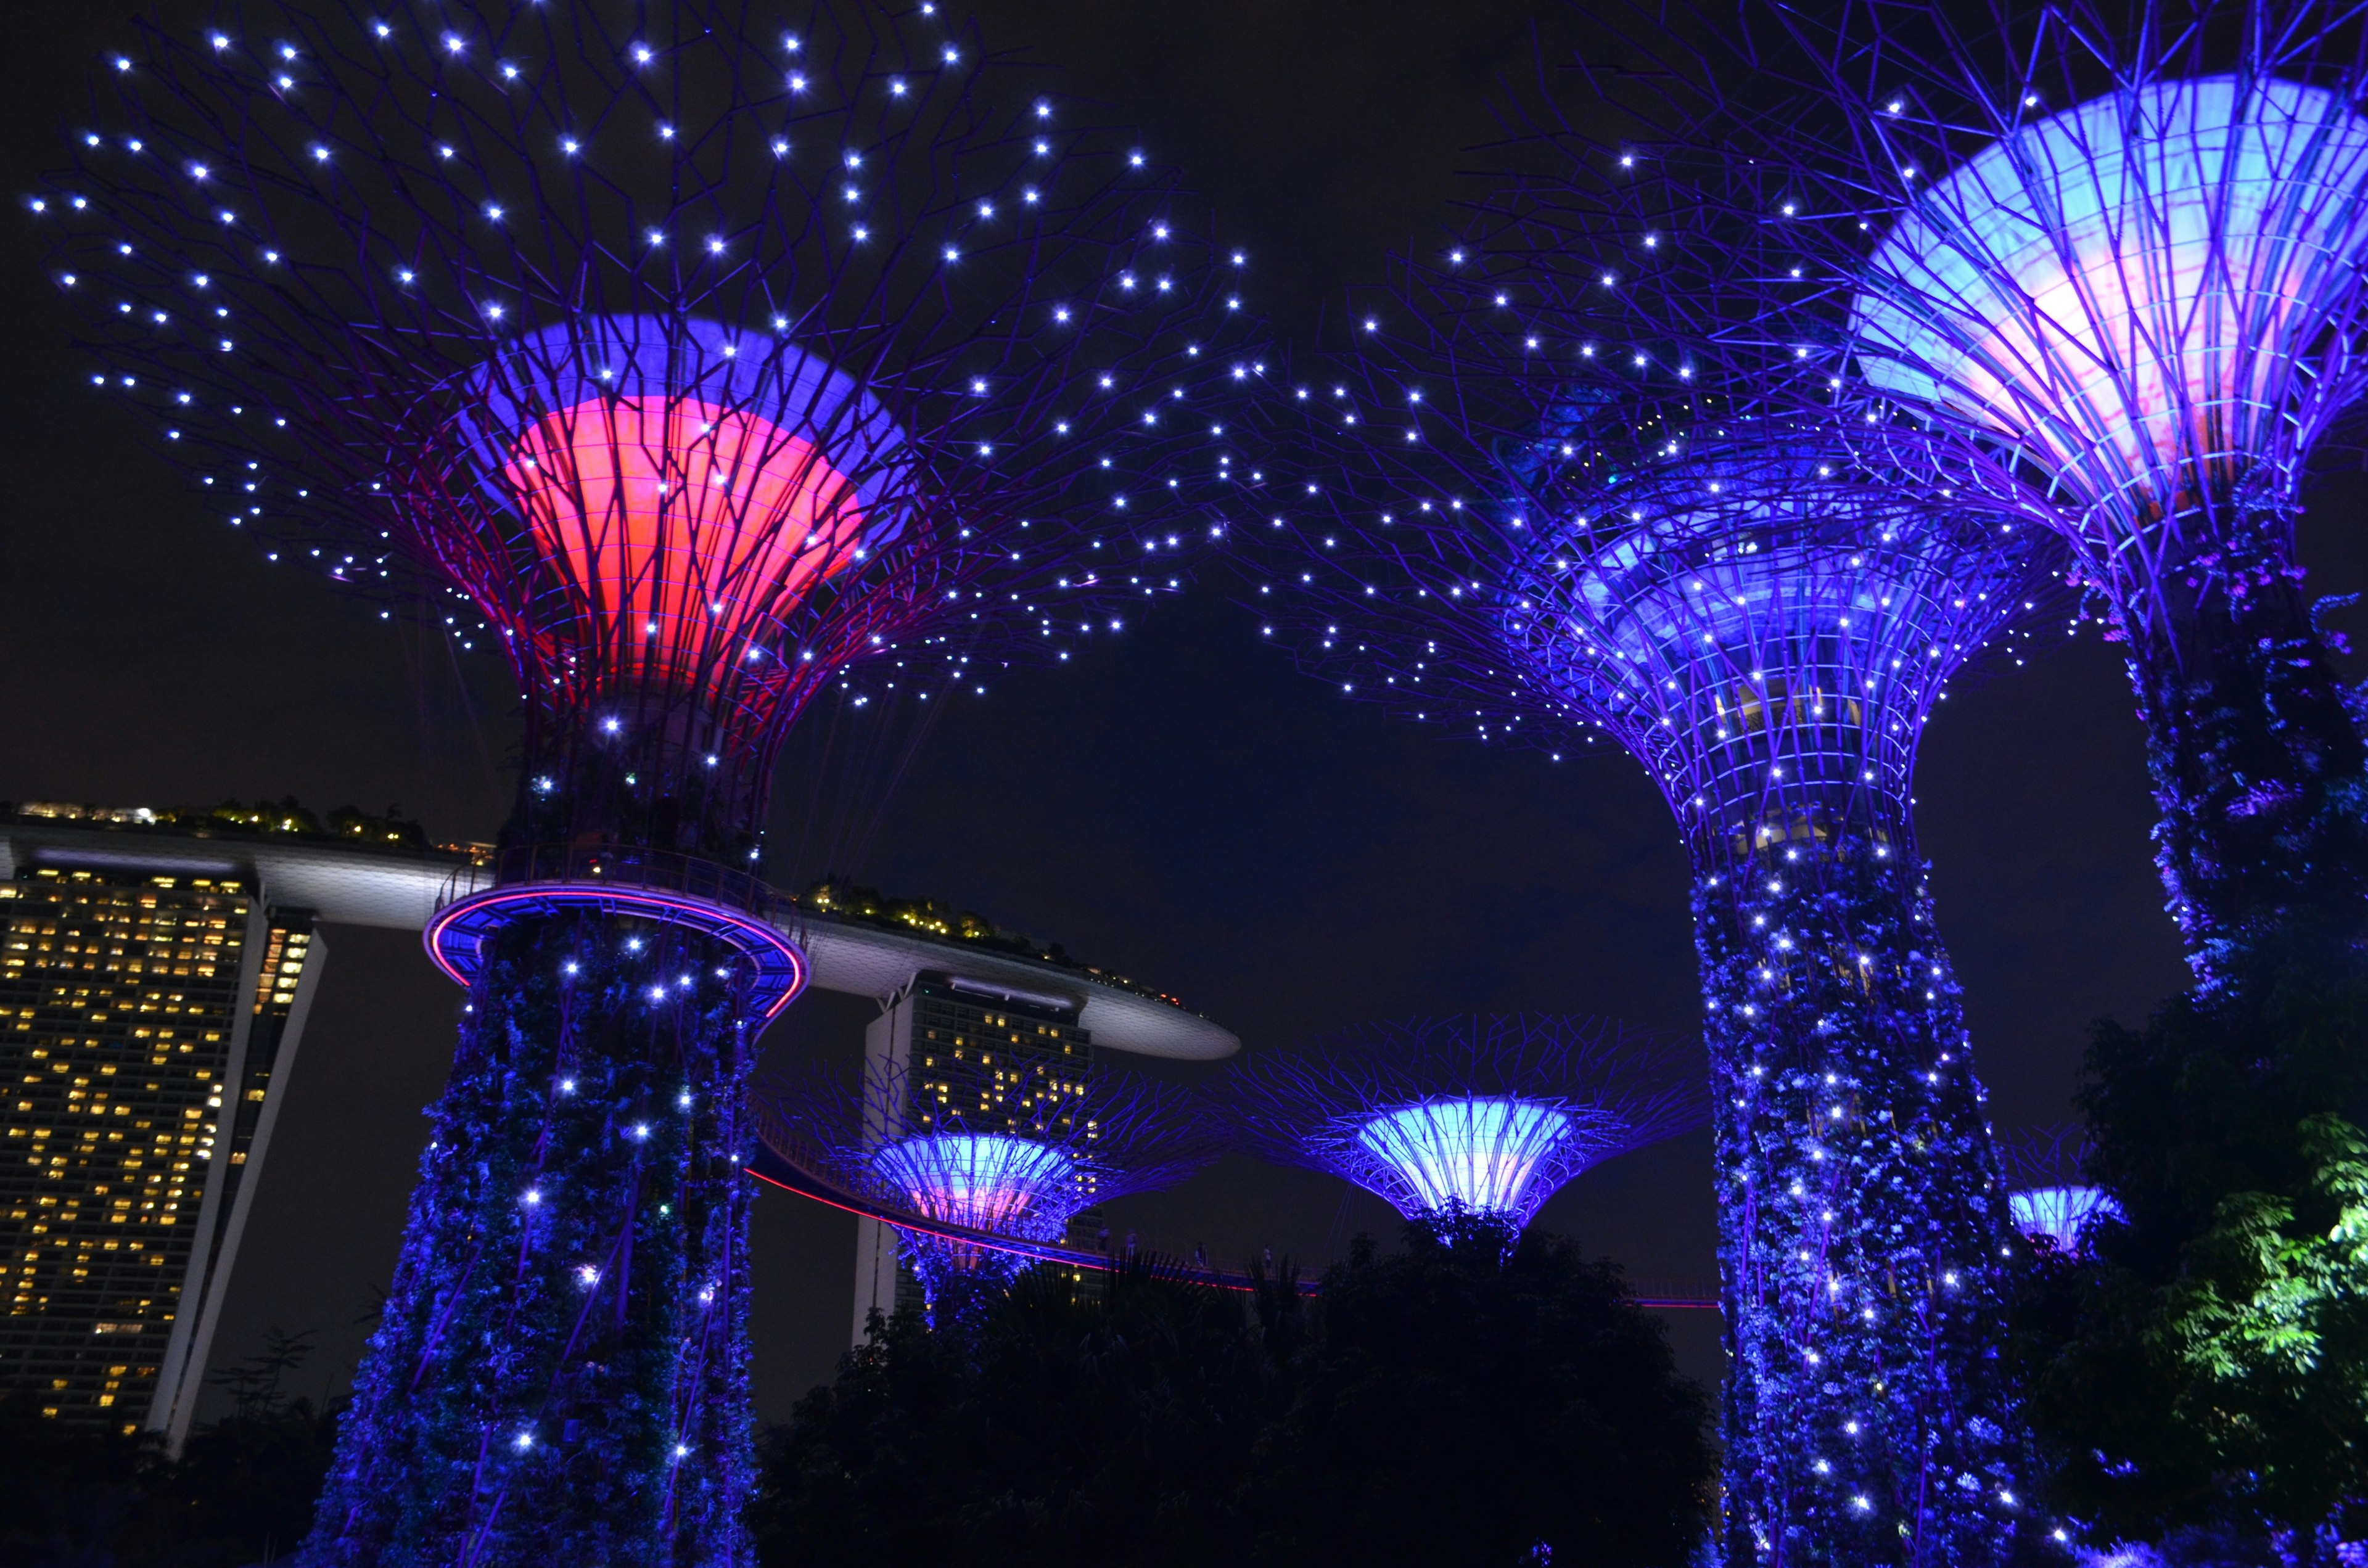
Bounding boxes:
453 316 914 707
499 395 871 689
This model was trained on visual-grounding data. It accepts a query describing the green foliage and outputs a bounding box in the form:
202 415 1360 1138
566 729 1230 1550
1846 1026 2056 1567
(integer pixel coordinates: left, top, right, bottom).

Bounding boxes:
2077 916 2368 1281
797 877 1075 967
2156 1115 2368 1539
754 1217 1713 1568
2011 920 2368 1556
2 798 431 850
198 798 429 850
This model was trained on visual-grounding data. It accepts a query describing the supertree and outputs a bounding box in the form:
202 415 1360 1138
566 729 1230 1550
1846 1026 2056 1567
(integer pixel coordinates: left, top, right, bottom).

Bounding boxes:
756 1055 1211 1319
1215 1015 1703 1233
38 1 1247 1561
1998 1127 2122 1257
1231 224 2062 1556
1531 0 2368 984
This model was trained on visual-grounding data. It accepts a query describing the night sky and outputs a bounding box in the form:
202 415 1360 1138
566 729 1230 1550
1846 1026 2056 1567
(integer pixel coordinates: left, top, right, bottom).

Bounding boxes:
4 0 2356 1424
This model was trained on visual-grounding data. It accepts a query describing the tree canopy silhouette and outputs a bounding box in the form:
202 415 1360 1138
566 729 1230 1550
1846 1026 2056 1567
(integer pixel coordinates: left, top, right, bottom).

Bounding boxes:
754 1213 1712 1568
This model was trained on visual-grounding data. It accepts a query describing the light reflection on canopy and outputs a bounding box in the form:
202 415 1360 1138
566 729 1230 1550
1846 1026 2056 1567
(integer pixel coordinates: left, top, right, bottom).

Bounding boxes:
1220 1016 1703 1236
500 396 868 688
765 1056 1213 1310
1503 443 2038 858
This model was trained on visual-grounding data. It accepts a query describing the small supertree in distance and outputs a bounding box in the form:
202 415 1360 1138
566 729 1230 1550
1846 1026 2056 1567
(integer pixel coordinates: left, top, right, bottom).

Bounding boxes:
1216 1015 1704 1238
757 1056 1211 1321
38 2 1250 1562
1999 1126 2123 1258
1573 0 2368 985
1233 207 2064 1555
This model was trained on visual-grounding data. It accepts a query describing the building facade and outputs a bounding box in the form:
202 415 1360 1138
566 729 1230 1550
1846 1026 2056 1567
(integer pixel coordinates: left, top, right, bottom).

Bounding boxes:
0 865 323 1442
849 972 1095 1343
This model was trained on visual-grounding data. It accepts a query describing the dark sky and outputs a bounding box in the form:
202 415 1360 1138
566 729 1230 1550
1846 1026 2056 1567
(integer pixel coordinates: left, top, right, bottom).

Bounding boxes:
7 0 2358 1423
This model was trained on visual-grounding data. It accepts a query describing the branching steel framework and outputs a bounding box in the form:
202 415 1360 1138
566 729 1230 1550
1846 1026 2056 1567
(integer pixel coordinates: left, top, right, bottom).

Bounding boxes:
38 2 1252 1562
1497 0 2368 984
1217 1015 1703 1231
1231 213 2057 1559
759 1055 1210 1314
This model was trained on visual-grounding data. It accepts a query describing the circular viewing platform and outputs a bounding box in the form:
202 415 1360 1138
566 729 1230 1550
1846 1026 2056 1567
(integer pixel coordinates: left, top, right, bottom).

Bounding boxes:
425 845 811 1020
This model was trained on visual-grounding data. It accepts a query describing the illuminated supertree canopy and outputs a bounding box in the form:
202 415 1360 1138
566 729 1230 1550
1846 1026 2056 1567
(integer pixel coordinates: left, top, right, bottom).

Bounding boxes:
38 2 1251 1562
760 1055 1210 1314
1231 224 2056 1556
1216 1016 1704 1232
43 0 1252 866
1542 0 2368 982
2008 1186 2121 1256
1497 436 2051 863
1999 1126 2123 1257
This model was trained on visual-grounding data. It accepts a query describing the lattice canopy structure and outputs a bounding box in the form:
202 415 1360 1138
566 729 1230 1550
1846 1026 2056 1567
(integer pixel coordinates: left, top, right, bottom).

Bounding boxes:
871 1133 1078 1234
432 315 914 831
1841 31 2368 974
44 0 1251 866
1852 73 2368 557
1217 1016 1703 1232
1502 435 2051 864
762 1055 1210 1310
2008 1186 2121 1254
1228 234 2057 861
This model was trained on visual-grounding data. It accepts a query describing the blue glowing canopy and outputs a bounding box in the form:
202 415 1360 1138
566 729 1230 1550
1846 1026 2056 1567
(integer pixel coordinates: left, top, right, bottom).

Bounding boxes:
1220 1016 1706 1233
1853 75 2368 528
2008 1184 2122 1254
1501 440 2042 856
1354 1098 1582 1223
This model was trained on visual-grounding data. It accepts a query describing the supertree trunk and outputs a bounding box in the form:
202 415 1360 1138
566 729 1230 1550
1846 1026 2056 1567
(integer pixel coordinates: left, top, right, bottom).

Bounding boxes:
2118 500 2368 987
304 913 757 1568
1692 828 2024 1567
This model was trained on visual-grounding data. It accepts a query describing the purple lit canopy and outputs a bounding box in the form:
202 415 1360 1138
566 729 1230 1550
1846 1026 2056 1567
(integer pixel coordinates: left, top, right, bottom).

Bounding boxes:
869 1134 1077 1239
2007 1186 2122 1254
760 1055 1210 1301
1998 1125 2123 1255
1225 178 2047 1559
44 0 1258 862
38 2 1259 1560
1542 0 2368 980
